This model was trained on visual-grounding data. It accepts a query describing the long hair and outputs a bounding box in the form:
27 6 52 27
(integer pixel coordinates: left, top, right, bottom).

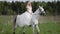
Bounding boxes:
25 1 32 10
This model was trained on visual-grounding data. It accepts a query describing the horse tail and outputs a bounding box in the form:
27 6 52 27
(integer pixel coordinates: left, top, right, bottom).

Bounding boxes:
13 16 17 34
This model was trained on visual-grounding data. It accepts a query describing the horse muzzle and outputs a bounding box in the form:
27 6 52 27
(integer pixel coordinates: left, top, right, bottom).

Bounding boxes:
40 12 46 16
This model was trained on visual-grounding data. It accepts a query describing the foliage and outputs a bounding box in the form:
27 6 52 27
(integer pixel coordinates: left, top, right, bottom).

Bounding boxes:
0 1 60 15
0 16 60 34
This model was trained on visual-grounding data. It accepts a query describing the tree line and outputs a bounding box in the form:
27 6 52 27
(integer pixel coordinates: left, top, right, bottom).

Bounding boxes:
0 1 60 16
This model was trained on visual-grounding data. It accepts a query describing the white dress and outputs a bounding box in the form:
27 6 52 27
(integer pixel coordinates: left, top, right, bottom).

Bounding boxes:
26 6 32 13
16 6 33 27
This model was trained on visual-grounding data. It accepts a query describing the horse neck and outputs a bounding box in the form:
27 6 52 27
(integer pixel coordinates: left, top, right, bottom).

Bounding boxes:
34 8 39 15
33 8 40 19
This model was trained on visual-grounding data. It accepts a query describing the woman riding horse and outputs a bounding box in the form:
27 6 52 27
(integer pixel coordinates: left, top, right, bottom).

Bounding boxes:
13 1 46 34
26 1 33 14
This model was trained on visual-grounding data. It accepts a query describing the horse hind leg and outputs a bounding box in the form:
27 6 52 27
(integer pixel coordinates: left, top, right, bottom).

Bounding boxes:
13 23 17 34
13 16 17 34
22 26 25 34
35 24 40 34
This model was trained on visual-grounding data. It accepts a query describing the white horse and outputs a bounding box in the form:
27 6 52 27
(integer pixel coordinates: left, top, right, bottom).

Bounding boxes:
13 6 46 34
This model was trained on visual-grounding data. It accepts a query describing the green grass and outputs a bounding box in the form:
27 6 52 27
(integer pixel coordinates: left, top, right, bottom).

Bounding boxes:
0 16 60 34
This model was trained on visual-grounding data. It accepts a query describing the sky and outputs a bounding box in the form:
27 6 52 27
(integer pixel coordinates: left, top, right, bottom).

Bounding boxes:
0 0 59 2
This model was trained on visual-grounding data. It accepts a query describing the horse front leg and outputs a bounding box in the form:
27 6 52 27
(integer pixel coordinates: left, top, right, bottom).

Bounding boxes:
32 24 35 34
22 26 25 34
35 24 40 34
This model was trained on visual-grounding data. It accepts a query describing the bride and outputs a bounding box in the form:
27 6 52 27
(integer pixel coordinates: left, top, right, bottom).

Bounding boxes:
17 1 33 26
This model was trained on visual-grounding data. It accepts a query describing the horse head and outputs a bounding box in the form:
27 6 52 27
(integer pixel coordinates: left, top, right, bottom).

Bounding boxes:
38 6 46 16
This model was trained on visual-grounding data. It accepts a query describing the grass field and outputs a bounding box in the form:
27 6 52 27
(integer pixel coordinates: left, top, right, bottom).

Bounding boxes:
0 16 60 34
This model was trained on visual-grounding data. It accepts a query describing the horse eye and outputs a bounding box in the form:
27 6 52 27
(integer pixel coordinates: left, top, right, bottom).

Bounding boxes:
39 9 41 11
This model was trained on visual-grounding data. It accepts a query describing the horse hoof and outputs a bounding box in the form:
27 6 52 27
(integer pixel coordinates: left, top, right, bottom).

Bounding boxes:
37 32 40 34
13 32 15 34
23 32 25 34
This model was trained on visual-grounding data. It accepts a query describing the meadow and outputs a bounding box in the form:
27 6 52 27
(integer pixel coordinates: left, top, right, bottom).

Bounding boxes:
0 15 60 34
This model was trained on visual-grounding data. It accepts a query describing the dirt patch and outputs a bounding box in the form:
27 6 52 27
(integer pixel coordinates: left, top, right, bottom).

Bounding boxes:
39 16 60 23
